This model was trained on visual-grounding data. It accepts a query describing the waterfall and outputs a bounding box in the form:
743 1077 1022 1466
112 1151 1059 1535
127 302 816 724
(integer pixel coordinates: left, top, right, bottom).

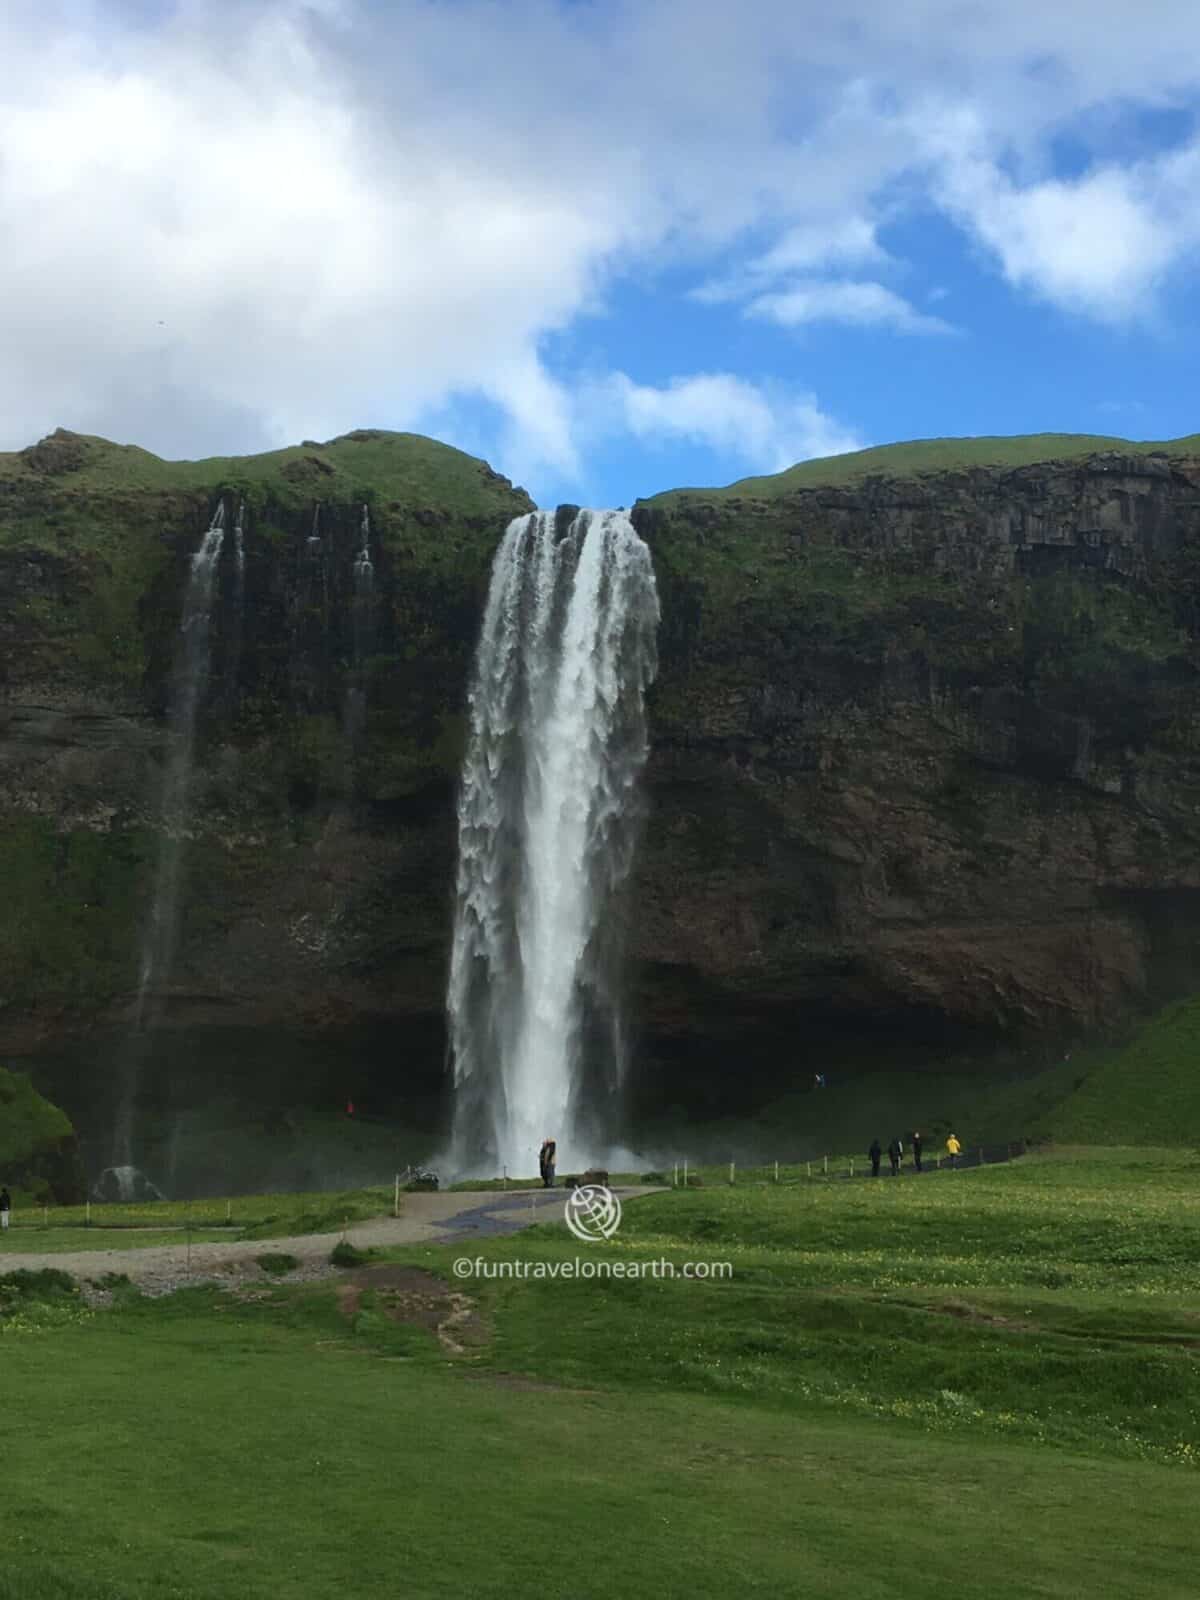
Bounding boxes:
447 509 659 1175
355 503 373 583
345 503 374 743
114 501 226 1165
226 499 245 709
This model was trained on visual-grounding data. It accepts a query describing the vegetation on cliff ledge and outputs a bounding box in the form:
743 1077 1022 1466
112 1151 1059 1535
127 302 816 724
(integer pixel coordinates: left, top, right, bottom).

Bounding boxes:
0 428 533 694
0 1067 84 1202
642 430 1200 507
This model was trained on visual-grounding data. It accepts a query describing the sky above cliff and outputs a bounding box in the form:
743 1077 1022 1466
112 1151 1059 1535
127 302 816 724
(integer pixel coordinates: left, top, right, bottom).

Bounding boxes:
1 1 1198 507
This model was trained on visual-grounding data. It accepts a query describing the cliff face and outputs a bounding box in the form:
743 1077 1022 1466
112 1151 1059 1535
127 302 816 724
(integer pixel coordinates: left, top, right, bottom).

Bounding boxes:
631 448 1200 1112
3 429 1200 1140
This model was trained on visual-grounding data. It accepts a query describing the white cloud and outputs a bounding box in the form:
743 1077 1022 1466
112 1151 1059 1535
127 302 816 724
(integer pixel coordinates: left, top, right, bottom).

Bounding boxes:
921 102 1200 319
748 280 957 335
694 215 890 303
0 1 642 476
0 0 1198 490
598 373 864 472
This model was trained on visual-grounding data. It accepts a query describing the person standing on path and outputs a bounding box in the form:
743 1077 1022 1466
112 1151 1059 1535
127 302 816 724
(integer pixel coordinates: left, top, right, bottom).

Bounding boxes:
946 1133 961 1169
869 1139 882 1178
538 1138 557 1189
0 1187 10 1231
887 1137 903 1177
912 1132 923 1173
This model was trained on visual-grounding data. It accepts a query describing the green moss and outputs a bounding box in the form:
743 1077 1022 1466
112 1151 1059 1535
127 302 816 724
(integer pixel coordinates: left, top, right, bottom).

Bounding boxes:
0 818 143 1007
358 709 465 798
1021 576 1190 685
283 713 349 804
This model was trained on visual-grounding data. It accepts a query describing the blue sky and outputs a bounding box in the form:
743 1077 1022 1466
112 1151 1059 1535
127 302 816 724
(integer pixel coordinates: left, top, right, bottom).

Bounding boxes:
1 0 1198 507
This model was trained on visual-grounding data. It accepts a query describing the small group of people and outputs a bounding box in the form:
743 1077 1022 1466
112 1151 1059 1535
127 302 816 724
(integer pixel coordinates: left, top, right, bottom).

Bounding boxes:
868 1132 961 1177
538 1138 557 1189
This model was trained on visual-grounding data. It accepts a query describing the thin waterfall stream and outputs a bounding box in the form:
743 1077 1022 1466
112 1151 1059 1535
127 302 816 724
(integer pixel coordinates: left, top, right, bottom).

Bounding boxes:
114 500 227 1166
346 503 374 742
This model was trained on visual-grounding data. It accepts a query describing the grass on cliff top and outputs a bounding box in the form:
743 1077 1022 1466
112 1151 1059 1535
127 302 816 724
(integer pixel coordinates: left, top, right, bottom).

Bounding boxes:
0 427 531 525
641 430 1200 508
2 1151 1199 1599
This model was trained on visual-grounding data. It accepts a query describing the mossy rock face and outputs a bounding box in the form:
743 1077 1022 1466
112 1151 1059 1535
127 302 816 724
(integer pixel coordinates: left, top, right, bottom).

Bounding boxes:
0 1068 86 1202
8 428 1200 1142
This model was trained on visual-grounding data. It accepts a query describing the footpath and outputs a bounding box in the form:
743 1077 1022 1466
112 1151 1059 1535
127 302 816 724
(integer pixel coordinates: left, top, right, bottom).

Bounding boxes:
0 1186 658 1297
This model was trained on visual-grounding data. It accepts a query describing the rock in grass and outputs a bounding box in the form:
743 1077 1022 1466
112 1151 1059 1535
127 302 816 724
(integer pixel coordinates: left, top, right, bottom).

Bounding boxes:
330 1240 369 1268
255 1252 300 1276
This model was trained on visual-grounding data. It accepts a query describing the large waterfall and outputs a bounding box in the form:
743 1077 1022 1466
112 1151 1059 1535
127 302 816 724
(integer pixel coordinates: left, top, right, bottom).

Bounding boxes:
115 502 226 1164
447 509 659 1175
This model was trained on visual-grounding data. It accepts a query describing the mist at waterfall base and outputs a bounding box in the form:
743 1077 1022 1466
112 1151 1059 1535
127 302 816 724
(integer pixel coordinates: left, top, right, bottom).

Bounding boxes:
447 509 660 1179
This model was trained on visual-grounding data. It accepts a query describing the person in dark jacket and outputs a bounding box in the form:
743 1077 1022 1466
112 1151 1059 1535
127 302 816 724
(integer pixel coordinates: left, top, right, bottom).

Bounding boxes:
868 1139 882 1178
0 1187 10 1231
887 1137 903 1176
911 1132 923 1173
538 1138 557 1189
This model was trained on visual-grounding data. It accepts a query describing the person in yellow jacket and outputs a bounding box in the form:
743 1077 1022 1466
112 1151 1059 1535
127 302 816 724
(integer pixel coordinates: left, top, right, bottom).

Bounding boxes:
946 1133 961 1168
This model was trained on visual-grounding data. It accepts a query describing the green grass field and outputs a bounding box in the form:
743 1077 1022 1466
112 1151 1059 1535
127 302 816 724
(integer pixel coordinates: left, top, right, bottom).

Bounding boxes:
0 1186 396 1258
1 1148 1197 1597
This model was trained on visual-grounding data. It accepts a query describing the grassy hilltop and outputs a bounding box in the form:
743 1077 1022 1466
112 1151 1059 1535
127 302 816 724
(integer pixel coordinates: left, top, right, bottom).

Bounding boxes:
642 429 1200 508
0 426 532 693
0 426 529 519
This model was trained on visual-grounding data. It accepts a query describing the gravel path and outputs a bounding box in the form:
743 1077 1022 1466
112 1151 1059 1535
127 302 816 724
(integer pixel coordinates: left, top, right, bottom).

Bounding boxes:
1 1186 659 1299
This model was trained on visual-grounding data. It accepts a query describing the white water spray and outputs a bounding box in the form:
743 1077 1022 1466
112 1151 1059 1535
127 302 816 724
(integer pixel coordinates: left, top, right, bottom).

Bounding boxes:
116 501 226 1163
447 510 659 1175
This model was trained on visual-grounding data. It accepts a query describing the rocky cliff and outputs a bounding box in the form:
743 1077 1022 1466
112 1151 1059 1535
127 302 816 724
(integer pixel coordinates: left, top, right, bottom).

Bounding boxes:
3 427 1200 1149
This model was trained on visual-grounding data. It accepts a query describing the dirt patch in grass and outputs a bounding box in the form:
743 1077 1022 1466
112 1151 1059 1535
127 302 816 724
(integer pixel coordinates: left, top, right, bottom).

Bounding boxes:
466 1371 591 1394
933 1298 1032 1331
930 1298 1200 1349
336 1265 488 1355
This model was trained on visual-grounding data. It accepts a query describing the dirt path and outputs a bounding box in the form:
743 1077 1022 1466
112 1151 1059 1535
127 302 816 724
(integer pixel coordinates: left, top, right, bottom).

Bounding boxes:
1 1186 660 1297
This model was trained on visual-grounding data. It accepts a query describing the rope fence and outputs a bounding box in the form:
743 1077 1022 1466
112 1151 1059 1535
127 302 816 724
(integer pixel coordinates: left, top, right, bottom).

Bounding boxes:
664 1141 1028 1187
